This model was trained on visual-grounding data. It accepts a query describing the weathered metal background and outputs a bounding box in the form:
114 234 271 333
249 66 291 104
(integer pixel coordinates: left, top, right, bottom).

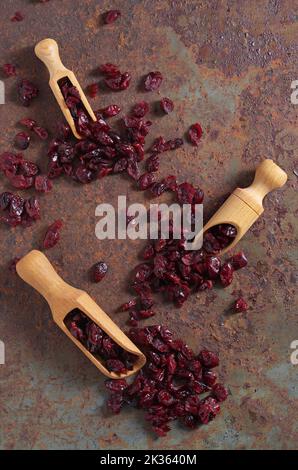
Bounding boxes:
0 0 297 450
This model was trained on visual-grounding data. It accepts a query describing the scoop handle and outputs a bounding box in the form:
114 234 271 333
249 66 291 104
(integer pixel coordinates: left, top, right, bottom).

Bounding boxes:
35 38 68 79
16 250 82 316
234 159 287 215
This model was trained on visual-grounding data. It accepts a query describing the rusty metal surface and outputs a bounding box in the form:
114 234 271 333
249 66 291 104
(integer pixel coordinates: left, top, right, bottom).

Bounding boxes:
0 0 297 450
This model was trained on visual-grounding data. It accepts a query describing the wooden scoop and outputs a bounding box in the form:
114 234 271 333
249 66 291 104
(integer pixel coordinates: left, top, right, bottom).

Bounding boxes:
16 250 146 379
191 159 287 254
35 38 96 140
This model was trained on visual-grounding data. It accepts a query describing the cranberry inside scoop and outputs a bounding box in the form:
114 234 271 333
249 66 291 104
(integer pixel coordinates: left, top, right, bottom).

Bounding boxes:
64 309 138 374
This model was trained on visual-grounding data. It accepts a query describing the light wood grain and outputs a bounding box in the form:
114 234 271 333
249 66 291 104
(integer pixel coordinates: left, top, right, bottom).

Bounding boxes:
16 250 146 379
35 38 96 140
192 159 287 255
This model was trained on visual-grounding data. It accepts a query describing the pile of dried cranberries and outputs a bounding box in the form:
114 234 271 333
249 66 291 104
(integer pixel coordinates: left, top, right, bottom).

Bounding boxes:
105 325 228 437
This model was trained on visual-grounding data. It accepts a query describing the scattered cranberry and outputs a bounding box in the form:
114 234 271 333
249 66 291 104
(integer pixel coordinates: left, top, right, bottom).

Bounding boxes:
33 126 49 140
199 350 219 368
43 220 63 249
18 79 39 107
11 12 24 22
87 83 99 98
132 101 149 118
138 172 156 190
0 152 39 189
160 97 174 114
19 117 37 130
104 10 121 24
234 297 248 313
144 71 163 91
105 72 131 91
220 262 234 287
99 63 120 77
14 132 30 150
188 123 203 146
101 104 121 118
92 261 108 282
34 175 53 193
0 191 40 227
65 309 137 375
3 64 16 77
229 251 248 270
212 383 229 402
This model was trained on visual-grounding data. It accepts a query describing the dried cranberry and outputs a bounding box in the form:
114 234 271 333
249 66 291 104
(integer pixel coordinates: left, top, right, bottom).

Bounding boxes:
146 154 160 173
33 126 49 140
3 63 16 77
99 63 120 77
19 117 37 130
144 71 163 91
87 83 99 98
229 251 248 270
105 72 131 91
35 175 53 193
234 297 248 313
92 261 108 282
18 79 39 106
188 123 203 146
105 379 128 392
220 262 234 287
24 196 40 220
160 97 174 114
104 10 121 24
138 172 156 190
212 383 228 402
11 11 24 22
102 105 121 118
176 182 196 204
14 132 30 150
198 350 219 368
132 101 149 118
119 299 137 312
43 220 63 249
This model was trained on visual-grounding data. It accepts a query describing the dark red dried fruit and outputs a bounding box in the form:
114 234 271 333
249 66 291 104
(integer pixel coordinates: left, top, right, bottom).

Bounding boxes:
99 63 120 77
220 262 234 287
14 132 30 150
198 350 219 368
138 172 156 190
0 191 40 227
43 220 63 249
18 79 39 106
160 97 174 114
33 126 49 140
105 72 131 91
3 63 16 77
11 11 24 22
19 117 37 130
144 71 163 91
65 309 137 375
102 105 121 118
229 251 248 270
92 261 108 283
105 324 226 437
87 83 99 98
234 297 248 313
104 10 121 24
212 383 228 402
132 101 149 118
34 175 53 193
188 123 203 146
